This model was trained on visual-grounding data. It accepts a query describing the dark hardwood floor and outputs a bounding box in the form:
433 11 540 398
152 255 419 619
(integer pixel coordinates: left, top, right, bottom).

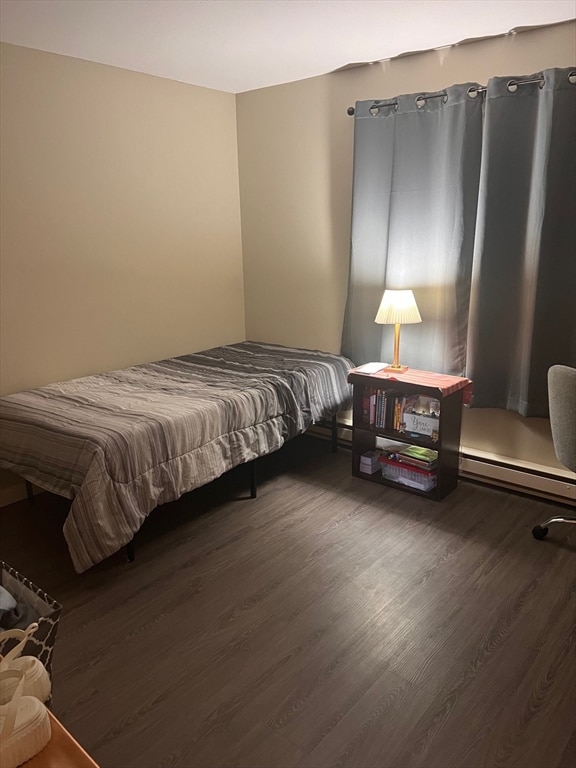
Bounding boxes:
1 436 574 768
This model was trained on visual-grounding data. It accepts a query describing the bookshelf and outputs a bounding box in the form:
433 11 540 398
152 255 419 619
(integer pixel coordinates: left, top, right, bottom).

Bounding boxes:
348 366 471 500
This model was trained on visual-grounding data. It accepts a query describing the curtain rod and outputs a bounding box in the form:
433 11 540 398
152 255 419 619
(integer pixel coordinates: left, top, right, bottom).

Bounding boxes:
346 74 548 114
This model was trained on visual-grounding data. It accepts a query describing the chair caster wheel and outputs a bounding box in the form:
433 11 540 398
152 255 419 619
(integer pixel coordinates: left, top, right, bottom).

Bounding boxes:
532 525 549 540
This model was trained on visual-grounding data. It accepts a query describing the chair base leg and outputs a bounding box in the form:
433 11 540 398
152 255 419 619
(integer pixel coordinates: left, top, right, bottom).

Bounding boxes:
533 516 576 540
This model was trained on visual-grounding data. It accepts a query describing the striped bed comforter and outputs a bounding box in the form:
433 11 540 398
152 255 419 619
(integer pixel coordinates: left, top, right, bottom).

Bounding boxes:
0 342 353 573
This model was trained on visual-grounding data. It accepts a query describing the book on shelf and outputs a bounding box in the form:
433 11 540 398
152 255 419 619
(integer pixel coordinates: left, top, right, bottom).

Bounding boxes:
376 389 390 428
395 445 438 466
360 387 442 437
361 388 378 426
396 456 438 471
361 388 370 423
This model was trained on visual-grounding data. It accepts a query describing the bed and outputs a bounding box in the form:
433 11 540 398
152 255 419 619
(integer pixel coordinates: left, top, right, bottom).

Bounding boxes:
0 342 353 573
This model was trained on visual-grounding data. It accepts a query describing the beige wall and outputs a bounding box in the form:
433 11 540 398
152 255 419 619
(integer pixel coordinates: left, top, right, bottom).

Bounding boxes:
237 22 575 354
0 43 245 503
0 44 245 396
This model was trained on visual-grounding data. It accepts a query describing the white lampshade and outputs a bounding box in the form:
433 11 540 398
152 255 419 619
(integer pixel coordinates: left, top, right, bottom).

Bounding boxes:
375 290 422 325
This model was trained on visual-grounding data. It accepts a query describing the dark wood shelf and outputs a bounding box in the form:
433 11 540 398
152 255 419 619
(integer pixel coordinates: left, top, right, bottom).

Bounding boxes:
348 367 470 501
353 424 439 451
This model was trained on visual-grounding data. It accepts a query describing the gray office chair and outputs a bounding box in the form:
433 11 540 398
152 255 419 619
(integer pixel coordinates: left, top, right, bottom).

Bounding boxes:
532 365 576 540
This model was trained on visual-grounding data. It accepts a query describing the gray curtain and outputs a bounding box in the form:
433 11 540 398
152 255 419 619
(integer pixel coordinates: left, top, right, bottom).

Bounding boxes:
341 84 483 374
466 68 576 416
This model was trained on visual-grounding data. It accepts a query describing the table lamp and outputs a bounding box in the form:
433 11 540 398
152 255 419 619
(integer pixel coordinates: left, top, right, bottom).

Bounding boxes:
375 289 422 373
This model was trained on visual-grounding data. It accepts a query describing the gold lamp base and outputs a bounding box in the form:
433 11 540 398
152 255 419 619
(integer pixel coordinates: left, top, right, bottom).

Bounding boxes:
382 323 408 373
383 364 408 373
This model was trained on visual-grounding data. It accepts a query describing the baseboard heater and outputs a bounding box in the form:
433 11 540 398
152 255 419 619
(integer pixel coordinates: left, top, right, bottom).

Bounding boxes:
309 422 575 506
459 454 575 505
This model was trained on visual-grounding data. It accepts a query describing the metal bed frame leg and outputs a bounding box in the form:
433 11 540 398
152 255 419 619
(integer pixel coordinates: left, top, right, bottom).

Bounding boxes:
25 480 35 505
331 414 338 453
123 460 257 566
250 461 257 499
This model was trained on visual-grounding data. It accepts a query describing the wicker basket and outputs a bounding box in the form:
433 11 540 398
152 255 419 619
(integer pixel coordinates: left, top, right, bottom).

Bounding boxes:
0 561 62 680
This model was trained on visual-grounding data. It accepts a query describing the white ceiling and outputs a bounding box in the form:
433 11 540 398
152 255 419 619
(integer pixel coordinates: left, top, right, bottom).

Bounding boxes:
0 0 574 93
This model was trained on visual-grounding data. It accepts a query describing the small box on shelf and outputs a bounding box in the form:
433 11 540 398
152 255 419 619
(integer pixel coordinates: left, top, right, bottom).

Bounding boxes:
359 450 381 474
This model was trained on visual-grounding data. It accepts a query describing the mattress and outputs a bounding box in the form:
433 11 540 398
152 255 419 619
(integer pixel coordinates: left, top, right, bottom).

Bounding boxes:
0 342 353 572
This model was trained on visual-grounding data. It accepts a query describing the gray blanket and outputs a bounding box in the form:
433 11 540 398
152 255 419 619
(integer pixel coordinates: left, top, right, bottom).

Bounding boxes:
0 342 353 572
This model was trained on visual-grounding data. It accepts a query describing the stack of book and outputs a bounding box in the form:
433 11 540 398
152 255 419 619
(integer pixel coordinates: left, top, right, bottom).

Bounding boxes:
361 388 390 428
360 388 441 439
394 445 438 470
379 445 438 491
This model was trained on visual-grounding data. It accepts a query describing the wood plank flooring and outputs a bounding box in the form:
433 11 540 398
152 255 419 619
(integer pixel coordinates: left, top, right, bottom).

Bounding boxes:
0 435 574 768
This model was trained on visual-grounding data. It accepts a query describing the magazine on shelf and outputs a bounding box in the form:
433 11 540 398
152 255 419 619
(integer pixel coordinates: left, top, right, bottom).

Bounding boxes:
396 445 438 464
